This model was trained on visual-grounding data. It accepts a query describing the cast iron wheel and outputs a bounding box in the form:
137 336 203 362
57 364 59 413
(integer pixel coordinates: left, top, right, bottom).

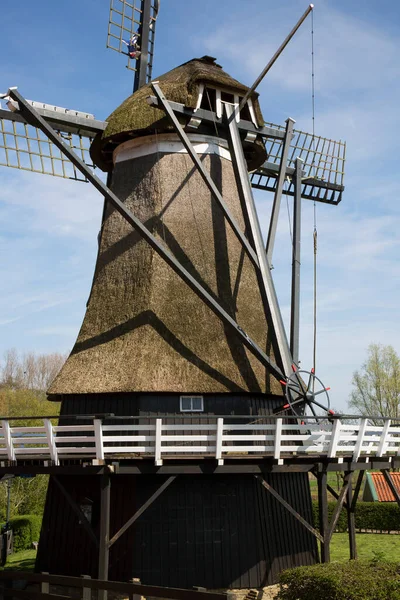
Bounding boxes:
278 366 334 420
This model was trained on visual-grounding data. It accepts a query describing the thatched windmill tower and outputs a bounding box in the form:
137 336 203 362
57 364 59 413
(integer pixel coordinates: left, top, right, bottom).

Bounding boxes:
36 56 317 589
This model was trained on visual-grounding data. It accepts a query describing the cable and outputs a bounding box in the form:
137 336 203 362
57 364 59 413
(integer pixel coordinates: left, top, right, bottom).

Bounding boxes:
311 8 318 382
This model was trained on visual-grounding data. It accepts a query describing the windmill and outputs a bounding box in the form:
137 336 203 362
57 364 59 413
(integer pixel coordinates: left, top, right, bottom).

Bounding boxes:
0 0 346 592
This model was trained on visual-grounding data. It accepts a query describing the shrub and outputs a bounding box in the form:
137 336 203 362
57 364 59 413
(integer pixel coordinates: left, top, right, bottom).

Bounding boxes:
311 501 400 533
3 515 42 552
312 501 347 532
278 561 400 600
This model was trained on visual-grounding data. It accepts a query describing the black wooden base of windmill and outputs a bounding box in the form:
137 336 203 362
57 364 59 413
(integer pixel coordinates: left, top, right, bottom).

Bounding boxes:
35 394 318 589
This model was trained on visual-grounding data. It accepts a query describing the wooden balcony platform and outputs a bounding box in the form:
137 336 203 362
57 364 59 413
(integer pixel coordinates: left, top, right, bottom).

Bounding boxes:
0 415 398 475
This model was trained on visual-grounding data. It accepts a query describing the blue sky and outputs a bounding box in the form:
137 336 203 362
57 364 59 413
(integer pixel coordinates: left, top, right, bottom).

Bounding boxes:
1 0 399 412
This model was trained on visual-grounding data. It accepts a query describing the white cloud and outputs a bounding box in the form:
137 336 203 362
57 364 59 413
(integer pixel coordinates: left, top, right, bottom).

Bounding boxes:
0 171 102 241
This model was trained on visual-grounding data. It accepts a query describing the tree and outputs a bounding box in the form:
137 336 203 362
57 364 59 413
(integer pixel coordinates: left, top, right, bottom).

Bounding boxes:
0 349 65 521
349 344 400 418
0 349 66 392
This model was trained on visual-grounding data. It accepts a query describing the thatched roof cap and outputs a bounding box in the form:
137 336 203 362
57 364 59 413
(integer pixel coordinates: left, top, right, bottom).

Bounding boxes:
91 56 266 171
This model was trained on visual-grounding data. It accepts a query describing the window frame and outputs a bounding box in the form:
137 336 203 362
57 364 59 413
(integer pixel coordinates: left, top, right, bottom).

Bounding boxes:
179 395 204 412
194 84 258 127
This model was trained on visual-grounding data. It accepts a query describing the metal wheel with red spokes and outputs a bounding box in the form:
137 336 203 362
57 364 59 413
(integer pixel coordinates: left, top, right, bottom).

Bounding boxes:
278 366 334 420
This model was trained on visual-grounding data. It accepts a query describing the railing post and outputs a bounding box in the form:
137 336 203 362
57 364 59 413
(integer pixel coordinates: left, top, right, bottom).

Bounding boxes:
216 418 224 465
130 577 142 600
94 419 104 461
352 418 367 461
328 418 341 459
81 574 91 600
44 419 59 465
377 419 391 457
1 421 15 462
274 418 283 462
155 418 162 466
40 572 49 594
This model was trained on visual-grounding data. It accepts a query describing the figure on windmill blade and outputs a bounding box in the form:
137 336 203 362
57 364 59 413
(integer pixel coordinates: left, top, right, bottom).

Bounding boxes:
122 33 141 59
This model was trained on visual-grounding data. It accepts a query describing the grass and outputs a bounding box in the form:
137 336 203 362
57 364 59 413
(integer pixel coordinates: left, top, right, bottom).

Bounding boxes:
0 535 399 573
331 533 400 562
308 471 368 501
0 549 36 571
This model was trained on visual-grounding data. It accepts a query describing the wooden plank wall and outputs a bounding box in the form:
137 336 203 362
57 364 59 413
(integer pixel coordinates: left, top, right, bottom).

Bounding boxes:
36 393 317 588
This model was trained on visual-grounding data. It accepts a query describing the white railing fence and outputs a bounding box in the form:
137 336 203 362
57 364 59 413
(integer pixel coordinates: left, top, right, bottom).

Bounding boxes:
0 416 399 466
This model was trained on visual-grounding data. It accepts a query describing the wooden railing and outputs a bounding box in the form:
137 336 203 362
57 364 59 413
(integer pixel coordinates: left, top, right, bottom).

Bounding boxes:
0 415 398 465
0 571 227 600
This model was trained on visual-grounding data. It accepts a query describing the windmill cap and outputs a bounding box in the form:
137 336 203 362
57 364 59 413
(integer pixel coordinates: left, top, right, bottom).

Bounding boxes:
90 56 267 171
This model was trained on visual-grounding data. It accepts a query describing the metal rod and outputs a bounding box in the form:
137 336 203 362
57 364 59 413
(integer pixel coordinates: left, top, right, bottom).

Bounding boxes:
98 473 111 600
8 88 284 381
266 118 295 264
290 157 303 365
151 83 261 270
224 102 292 377
237 4 314 115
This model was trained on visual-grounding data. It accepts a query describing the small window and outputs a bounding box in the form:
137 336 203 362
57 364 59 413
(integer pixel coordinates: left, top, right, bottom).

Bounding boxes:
200 88 217 112
180 395 204 412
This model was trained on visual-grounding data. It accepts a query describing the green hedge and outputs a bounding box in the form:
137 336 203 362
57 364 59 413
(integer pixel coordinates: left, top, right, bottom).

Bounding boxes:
278 561 400 600
3 515 42 552
312 501 400 533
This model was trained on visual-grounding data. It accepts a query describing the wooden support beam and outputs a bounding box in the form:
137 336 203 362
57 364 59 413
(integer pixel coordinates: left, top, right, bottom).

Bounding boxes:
255 475 323 543
2 590 70 599
351 470 365 513
98 473 111 600
381 469 400 508
317 470 330 562
346 475 357 560
53 476 98 548
311 469 347 507
108 476 176 549
326 471 353 544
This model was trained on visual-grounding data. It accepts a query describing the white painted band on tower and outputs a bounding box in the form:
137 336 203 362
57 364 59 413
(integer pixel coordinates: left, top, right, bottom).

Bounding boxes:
113 133 232 164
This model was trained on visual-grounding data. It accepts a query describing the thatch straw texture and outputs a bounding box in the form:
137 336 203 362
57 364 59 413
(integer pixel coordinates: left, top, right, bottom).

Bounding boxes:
91 56 266 171
49 140 283 396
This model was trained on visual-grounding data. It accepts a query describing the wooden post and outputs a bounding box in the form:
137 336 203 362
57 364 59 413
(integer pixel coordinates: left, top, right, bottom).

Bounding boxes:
130 577 142 600
40 572 49 594
98 472 111 600
81 575 91 600
317 470 330 562
346 474 356 559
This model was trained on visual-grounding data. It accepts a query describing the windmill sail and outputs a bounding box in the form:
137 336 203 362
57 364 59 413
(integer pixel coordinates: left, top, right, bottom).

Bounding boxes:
0 100 104 180
252 123 346 205
0 90 346 202
107 0 159 82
